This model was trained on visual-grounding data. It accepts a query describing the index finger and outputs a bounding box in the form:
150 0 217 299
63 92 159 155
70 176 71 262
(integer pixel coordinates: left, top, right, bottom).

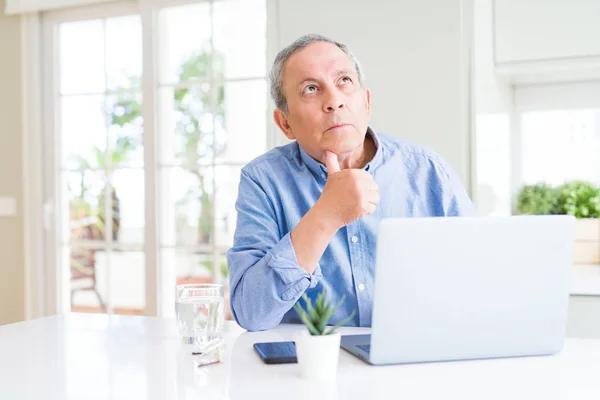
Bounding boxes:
324 151 341 175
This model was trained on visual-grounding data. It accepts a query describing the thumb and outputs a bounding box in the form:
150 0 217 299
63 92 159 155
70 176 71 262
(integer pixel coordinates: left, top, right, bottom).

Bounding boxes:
324 151 340 175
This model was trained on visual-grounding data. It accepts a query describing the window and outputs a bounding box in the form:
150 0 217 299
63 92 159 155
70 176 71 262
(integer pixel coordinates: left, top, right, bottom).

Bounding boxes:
475 82 600 217
43 0 268 317
520 109 600 186
515 82 600 190
156 0 267 317
46 10 145 315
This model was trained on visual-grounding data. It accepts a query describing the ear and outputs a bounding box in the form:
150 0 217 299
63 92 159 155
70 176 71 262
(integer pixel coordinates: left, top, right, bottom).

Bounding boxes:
365 88 371 117
274 109 295 140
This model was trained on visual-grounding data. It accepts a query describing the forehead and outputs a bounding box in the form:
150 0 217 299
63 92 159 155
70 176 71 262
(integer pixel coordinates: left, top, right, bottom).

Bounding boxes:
283 41 355 84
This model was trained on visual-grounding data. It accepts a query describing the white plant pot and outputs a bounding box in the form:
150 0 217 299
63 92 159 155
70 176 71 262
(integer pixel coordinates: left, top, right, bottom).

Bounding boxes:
294 330 341 381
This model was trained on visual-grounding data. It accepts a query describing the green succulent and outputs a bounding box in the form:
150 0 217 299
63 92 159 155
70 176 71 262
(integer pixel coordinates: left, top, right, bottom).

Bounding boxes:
293 289 356 336
555 181 600 218
516 183 560 215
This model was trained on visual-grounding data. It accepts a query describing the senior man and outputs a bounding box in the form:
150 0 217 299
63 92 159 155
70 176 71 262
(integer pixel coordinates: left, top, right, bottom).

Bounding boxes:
227 34 475 331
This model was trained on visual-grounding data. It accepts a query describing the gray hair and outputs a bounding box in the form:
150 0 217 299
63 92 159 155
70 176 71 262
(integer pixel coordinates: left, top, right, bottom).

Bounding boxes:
269 33 364 113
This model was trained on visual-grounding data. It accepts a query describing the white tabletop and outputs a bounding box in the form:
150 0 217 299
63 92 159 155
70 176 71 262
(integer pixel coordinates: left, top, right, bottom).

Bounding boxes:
1 314 600 399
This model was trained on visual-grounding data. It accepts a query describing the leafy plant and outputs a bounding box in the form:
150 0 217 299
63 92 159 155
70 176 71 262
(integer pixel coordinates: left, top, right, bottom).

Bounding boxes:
293 289 356 336
555 181 600 218
200 259 229 278
516 183 559 215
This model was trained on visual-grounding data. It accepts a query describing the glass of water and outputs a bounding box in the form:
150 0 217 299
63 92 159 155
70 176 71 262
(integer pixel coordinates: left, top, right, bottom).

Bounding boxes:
175 283 225 348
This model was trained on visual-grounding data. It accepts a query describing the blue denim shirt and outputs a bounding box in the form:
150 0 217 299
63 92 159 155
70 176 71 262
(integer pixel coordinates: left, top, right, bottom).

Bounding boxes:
227 128 475 331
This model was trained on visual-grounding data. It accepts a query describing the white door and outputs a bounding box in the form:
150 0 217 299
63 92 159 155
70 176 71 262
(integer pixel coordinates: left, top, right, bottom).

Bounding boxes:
42 0 269 317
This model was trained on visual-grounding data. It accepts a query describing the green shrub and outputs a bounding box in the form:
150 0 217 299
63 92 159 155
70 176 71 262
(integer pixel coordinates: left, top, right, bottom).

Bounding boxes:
516 183 560 215
555 181 600 218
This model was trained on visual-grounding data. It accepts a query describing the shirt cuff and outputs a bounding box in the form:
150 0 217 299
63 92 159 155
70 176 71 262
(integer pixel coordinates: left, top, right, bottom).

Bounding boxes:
264 232 322 289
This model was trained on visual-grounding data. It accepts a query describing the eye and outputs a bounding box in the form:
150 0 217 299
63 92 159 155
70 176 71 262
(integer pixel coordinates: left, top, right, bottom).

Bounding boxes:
339 76 352 85
303 84 318 94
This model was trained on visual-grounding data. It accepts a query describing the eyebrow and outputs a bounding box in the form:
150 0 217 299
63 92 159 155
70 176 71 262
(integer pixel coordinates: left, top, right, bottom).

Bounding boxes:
333 69 354 78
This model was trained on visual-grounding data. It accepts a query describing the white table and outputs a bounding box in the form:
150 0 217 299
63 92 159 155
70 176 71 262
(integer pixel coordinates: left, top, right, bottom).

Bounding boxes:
1 314 600 399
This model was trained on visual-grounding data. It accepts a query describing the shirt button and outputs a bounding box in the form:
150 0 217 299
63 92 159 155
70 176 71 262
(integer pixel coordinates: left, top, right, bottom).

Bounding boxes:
358 284 365 291
351 236 358 243
321 173 326 179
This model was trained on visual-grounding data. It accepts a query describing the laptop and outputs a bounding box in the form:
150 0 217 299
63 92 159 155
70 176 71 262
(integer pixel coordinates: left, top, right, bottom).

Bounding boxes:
340 215 575 365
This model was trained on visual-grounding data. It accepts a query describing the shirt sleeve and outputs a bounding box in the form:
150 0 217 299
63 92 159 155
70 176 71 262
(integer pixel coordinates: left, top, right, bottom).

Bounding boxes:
226 169 322 331
433 157 477 217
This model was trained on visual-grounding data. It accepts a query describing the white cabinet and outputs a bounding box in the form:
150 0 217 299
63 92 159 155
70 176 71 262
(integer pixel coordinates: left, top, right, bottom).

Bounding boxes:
494 0 600 64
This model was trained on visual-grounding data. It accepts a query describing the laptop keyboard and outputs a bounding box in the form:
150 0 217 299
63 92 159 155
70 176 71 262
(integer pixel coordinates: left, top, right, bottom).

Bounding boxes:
357 344 371 354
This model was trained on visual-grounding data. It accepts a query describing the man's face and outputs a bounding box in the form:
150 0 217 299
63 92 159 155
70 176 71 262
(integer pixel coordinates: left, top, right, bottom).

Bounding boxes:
274 42 371 161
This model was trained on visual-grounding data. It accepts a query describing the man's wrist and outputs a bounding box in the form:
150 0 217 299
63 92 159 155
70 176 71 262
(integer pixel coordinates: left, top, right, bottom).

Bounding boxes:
306 203 341 236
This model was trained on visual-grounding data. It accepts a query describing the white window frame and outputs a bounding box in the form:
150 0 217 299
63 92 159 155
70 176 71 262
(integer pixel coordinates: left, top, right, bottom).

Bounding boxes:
512 81 600 195
22 0 280 318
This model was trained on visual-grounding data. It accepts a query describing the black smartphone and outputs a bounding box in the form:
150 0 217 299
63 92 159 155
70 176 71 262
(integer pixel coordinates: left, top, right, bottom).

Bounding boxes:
253 341 297 364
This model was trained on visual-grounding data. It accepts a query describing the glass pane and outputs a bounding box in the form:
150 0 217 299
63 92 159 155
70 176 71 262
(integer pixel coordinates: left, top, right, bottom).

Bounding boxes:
158 85 214 165
214 166 242 248
162 249 214 286
110 169 145 244
107 92 144 168
105 15 142 91
159 3 212 84
213 0 267 79
70 249 146 315
108 251 146 315
59 19 105 94
63 170 106 245
217 253 229 281
67 246 108 313
61 95 107 170
215 80 267 163
160 167 214 247
521 109 600 185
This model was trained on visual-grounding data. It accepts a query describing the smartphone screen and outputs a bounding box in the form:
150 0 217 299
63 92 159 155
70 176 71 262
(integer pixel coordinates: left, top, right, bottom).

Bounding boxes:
253 341 297 364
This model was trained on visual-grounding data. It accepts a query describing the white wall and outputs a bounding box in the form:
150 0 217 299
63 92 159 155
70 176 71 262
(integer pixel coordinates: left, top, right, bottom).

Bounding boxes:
472 0 513 216
273 0 473 192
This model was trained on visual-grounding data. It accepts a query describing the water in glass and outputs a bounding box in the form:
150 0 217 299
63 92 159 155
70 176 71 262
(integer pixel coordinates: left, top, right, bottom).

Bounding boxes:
176 285 224 347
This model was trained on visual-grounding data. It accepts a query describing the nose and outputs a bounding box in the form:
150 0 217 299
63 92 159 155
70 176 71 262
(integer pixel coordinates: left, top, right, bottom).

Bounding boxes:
323 89 345 112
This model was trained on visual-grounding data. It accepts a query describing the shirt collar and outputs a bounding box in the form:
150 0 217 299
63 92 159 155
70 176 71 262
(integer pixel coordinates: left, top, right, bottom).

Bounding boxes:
364 127 383 172
298 126 383 179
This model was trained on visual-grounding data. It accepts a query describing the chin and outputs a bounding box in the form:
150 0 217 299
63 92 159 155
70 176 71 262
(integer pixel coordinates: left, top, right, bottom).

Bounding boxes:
320 125 365 152
328 139 363 154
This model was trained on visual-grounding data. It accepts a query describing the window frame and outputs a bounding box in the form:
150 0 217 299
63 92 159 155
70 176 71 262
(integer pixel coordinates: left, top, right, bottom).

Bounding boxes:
513 81 600 200
32 0 278 317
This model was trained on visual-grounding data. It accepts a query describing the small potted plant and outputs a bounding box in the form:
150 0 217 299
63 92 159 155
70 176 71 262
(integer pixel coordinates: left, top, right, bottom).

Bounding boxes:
516 181 600 264
293 289 356 380
556 181 600 264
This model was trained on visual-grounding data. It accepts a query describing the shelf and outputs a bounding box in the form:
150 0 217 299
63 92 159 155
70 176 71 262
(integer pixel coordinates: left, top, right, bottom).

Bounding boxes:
495 56 600 85
571 264 600 296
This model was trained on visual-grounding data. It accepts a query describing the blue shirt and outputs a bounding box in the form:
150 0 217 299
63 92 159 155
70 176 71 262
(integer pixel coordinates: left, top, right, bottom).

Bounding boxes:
227 128 475 331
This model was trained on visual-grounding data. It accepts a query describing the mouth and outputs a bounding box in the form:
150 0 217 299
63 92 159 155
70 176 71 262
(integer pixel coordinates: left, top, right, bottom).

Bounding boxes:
326 123 351 132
